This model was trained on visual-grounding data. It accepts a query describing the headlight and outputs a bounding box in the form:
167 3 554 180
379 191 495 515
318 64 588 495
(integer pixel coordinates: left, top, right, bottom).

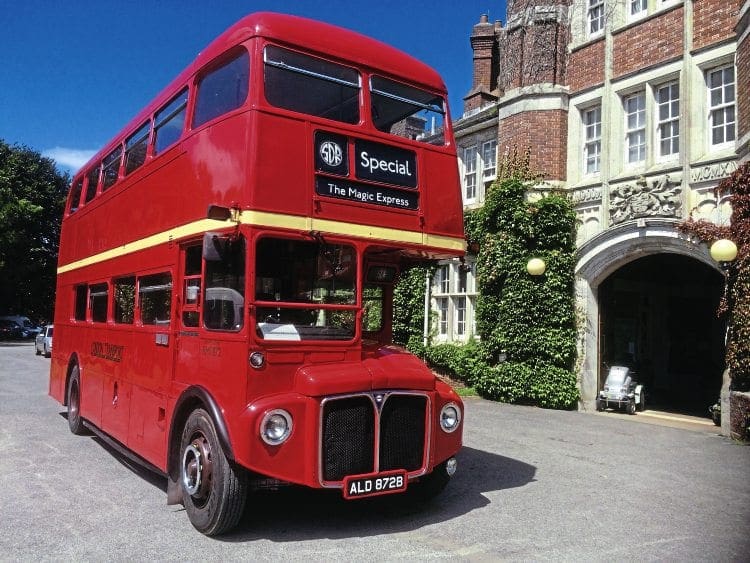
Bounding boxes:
260 409 292 445
440 403 461 433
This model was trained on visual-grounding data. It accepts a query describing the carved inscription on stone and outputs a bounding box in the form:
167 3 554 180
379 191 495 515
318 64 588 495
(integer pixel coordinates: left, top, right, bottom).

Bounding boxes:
609 175 682 225
690 161 737 183
571 186 602 204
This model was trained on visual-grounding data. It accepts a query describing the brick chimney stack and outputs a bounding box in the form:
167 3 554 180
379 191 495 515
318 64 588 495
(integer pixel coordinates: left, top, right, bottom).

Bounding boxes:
463 14 500 114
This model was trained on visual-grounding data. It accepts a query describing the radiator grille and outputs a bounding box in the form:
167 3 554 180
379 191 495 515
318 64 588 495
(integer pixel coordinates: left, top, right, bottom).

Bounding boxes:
322 396 374 481
379 395 426 472
321 393 427 482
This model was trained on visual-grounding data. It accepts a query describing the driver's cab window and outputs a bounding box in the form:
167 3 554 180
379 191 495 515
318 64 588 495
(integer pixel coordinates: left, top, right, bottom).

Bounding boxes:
203 234 245 331
254 237 357 341
362 264 397 334
362 285 384 332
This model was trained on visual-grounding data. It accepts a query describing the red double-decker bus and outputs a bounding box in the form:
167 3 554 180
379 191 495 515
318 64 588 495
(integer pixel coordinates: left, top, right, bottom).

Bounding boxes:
49 12 465 535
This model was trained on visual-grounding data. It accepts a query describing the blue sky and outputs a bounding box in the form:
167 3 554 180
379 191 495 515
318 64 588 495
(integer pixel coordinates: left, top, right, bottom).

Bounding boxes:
1 1 507 175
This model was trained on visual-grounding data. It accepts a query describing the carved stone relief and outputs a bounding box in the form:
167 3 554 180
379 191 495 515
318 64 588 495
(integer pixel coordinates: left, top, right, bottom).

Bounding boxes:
609 175 682 225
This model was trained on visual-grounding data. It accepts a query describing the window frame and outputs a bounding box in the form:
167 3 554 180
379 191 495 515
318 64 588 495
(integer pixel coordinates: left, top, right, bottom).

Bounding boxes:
656 81 680 160
138 272 173 327
101 146 123 192
124 121 151 176
153 88 188 156
583 105 602 175
263 44 361 126
436 297 449 336
192 49 250 129
89 282 109 323
114 276 136 325
454 295 467 337
707 65 736 150
68 178 84 214
482 139 497 181
624 91 646 165
463 145 478 202
587 0 605 37
628 0 647 21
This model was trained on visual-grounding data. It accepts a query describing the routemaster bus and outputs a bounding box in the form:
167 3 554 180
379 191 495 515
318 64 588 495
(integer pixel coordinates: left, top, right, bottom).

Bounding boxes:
50 12 465 535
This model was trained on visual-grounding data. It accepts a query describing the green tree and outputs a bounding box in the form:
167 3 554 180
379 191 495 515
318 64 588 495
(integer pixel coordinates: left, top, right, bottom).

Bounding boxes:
0 140 69 321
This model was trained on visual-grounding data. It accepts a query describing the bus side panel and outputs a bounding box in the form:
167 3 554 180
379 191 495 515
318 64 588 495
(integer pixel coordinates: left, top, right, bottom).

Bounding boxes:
97 327 131 444
420 150 465 240
48 338 67 403
173 335 249 459
127 328 173 468
100 373 132 443
78 327 105 429
129 386 168 468
183 112 252 210
250 112 311 218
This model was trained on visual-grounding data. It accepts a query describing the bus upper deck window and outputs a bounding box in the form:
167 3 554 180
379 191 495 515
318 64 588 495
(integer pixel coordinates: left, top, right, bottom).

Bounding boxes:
68 178 83 214
84 166 100 203
124 122 150 175
264 45 360 124
101 146 122 191
154 89 188 156
193 50 250 128
370 76 445 145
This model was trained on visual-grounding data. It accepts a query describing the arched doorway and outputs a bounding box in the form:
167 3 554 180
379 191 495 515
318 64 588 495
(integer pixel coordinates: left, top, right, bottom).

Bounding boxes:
575 219 727 414
598 254 725 414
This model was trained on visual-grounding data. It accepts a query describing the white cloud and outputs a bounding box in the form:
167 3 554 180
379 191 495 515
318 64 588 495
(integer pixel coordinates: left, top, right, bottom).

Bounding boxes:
42 147 97 174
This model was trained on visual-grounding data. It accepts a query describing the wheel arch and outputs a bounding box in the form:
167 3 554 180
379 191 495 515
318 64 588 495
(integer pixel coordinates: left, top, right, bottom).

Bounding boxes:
167 386 235 482
63 354 81 406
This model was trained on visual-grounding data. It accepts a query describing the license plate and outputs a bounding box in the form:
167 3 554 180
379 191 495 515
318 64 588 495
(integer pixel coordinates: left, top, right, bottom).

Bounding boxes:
342 470 407 499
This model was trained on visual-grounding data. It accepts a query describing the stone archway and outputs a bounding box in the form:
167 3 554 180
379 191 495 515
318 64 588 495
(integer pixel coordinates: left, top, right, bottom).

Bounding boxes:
575 219 726 412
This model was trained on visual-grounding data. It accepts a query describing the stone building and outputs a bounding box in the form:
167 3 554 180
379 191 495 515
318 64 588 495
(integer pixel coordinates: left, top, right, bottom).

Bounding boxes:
433 0 747 414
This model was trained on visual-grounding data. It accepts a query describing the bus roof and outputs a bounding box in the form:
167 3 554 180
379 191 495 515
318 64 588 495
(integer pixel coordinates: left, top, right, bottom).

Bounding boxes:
76 12 447 176
206 12 446 91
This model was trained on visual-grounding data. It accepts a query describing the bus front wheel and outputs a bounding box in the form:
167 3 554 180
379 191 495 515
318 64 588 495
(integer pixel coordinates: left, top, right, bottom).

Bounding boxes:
179 408 248 535
67 366 86 435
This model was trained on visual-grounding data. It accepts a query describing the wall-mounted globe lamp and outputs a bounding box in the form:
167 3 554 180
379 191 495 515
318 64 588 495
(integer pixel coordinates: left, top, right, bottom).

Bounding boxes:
710 239 738 267
526 257 546 276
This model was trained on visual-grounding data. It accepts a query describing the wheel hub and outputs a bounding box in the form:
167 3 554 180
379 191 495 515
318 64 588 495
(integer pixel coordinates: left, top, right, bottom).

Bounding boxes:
181 436 213 499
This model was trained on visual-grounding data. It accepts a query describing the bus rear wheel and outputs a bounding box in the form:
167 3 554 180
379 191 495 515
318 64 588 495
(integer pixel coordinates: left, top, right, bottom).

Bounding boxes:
179 408 247 535
67 366 86 435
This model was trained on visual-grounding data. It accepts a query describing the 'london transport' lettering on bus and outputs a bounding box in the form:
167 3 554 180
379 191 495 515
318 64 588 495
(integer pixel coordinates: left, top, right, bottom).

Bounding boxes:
91 341 124 363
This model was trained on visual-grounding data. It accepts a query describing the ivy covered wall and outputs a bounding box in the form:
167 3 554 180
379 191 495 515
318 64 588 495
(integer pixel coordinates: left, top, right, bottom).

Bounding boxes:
395 150 580 409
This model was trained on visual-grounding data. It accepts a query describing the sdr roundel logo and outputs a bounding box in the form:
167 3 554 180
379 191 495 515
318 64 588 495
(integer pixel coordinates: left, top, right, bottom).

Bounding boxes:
320 141 343 167
315 131 348 176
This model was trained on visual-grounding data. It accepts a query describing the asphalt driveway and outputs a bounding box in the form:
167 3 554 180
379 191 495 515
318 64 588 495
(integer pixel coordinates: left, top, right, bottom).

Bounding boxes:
1 342 748 560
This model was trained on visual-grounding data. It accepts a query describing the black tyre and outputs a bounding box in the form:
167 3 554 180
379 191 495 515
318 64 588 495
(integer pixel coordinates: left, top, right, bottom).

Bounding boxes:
67 366 86 435
35 346 41 356
410 460 452 501
627 400 636 415
595 398 604 412
44 345 51 358
179 408 248 536
638 391 646 412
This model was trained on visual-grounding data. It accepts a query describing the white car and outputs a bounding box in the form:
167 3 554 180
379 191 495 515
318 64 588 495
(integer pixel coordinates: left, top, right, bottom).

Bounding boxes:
595 365 645 415
35 325 53 358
